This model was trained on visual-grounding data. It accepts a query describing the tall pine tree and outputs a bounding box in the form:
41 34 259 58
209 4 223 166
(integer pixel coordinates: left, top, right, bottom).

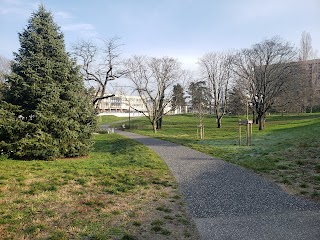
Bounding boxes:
0 5 97 160
172 83 186 112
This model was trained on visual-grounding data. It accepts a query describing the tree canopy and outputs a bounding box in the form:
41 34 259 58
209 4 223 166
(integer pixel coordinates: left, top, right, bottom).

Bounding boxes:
125 56 181 132
233 36 298 130
0 5 97 160
172 83 186 112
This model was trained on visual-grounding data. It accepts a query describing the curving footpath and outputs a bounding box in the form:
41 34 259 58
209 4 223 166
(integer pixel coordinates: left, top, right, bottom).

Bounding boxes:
112 129 320 239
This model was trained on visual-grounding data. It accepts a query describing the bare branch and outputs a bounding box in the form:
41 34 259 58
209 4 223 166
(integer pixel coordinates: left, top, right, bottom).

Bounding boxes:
124 55 182 132
232 36 297 130
0 55 11 83
198 51 233 128
72 37 125 110
92 94 115 105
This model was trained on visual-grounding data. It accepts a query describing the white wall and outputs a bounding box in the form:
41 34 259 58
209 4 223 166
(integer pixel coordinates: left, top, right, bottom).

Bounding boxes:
98 112 144 117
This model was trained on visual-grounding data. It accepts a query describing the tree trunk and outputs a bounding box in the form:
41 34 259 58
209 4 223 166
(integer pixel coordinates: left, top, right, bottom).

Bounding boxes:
215 108 223 128
258 113 265 130
255 115 259 124
217 116 222 128
152 120 157 133
156 95 164 130
156 117 162 130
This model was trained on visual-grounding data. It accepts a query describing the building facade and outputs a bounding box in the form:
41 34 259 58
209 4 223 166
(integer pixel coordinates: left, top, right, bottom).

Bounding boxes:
98 95 147 113
97 94 188 116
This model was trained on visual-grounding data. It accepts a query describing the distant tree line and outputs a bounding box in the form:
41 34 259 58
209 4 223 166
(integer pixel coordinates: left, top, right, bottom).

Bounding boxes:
180 35 319 130
1 4 319 139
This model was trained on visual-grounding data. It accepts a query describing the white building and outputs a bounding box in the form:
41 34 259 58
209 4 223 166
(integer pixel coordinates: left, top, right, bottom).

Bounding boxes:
98 95 146 114
97 94 187 117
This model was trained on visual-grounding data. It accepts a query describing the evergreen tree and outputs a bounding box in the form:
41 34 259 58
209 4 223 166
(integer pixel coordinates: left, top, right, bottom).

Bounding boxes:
227 86 246 115
188 81 211 113
0 5 97 160
172 83 186 112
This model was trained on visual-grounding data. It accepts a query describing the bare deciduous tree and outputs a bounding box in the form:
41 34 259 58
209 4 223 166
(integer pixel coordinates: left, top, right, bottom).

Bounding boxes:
198 52 233 128
0 55 10 83
125 55 181 133
0 55 11 99
299 31 314 61
188 80 211 136
233 36 297 130
298 31 319 112
72 37 126 110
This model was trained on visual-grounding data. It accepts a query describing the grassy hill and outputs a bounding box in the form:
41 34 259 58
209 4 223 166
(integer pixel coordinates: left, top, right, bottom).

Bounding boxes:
0 133 199 239
124 113 320 201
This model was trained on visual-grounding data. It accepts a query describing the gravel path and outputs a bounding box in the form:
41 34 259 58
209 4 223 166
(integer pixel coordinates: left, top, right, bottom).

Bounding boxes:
110 128 320 239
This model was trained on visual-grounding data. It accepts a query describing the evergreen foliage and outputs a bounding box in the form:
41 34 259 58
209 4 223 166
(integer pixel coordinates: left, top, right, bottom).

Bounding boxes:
172 83 186 111
227 86 246 115
188 81 211 113
0 5 97 160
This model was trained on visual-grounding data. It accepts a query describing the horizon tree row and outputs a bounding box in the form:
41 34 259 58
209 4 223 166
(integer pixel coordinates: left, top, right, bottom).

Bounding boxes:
1 5 319 135
180 35 319 130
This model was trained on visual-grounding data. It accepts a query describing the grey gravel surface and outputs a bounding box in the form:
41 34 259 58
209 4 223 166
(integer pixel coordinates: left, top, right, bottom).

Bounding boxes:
110 128 320 240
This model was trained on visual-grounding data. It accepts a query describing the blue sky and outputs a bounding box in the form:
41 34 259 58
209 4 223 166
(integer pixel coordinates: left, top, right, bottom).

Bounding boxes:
1 0 319 69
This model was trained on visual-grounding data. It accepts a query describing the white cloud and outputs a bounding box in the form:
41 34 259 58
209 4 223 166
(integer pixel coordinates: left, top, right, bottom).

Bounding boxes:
1 0 21 5
61 23 98 40
0 0 37 16
62 23 94 32
0 8 11 15
55 11 73 19
229 0 318 23
0 6 21 15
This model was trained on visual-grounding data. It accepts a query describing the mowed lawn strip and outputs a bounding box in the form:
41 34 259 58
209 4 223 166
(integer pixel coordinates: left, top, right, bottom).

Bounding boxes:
0 134 199 240
98 115 128 126
126 113 320 201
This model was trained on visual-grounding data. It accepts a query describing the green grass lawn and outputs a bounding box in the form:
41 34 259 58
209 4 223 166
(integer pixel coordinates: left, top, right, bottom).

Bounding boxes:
97 115 127 125
123 113 320 200
2 113 318 239
0 134 199 240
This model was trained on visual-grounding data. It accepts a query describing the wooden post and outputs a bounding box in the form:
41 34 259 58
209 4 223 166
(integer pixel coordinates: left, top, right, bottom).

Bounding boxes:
203 125 204 139
239 120 253 146
250 122 253 145
197 124 204 140
197 127 199 139
248 120 253 146
246 122 249 146
239 120 241 145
